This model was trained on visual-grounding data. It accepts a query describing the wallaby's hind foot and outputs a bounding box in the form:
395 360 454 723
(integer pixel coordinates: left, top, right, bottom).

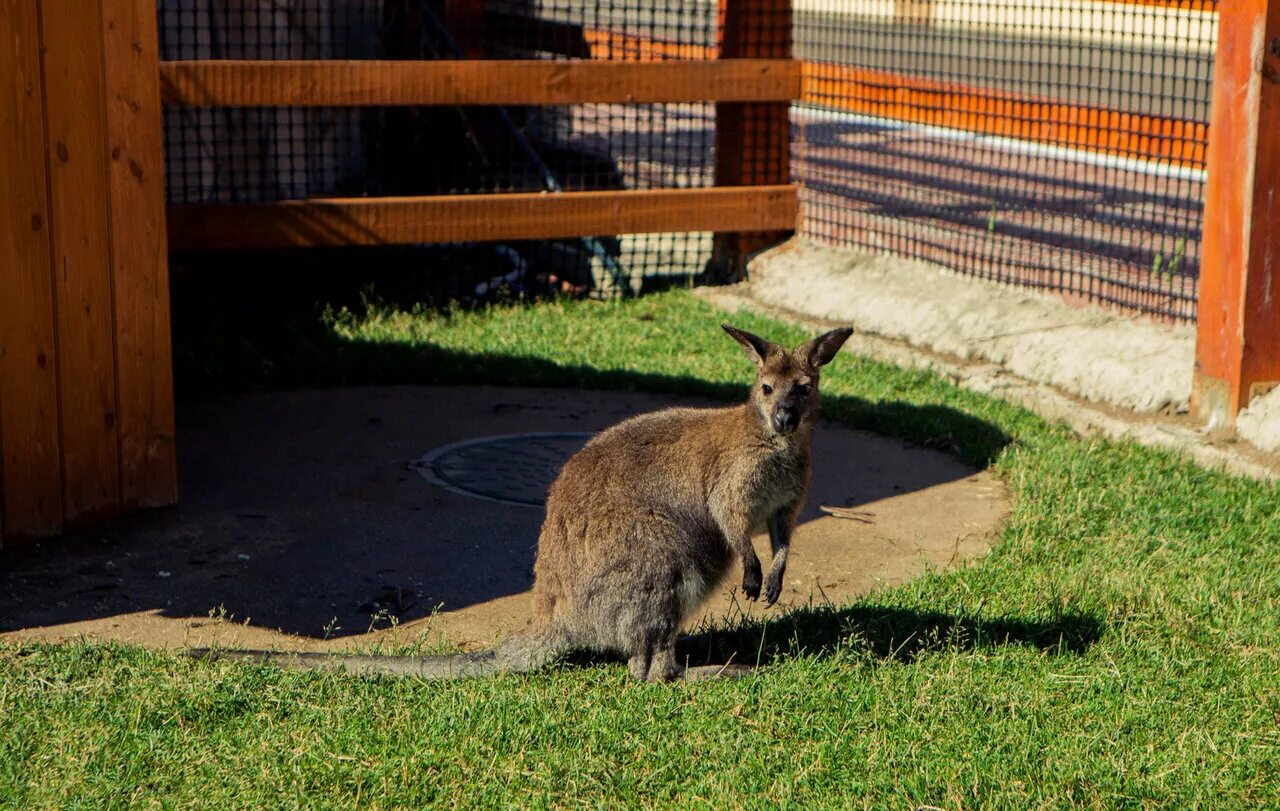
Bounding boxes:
627 649 651 681
623 630 751 682
626 631 683 682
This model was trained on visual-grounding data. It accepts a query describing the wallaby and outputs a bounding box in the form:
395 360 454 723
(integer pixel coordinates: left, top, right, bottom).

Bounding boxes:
192 323 853 682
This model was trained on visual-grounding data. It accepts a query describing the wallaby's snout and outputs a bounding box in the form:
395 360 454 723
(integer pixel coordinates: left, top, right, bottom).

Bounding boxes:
765 373 813 435
772 408 797 435
771 397 801 435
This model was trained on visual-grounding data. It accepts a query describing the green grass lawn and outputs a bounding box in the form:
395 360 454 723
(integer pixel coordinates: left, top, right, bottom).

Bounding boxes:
4 289 1280 808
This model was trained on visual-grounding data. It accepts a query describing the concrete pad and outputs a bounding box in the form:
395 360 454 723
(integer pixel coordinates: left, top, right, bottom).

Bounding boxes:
0 386 1007 654
747 238 1195 414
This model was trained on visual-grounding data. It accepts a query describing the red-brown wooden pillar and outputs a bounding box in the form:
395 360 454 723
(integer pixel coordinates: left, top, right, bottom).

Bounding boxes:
709 0 794 282
1193 1 1280 427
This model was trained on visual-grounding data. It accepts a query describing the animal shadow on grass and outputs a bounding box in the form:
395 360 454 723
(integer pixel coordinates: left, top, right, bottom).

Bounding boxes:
558 604 1105 674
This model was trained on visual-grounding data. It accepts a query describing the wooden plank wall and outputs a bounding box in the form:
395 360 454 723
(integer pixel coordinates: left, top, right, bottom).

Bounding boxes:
0 0 63 540
0 0 176 547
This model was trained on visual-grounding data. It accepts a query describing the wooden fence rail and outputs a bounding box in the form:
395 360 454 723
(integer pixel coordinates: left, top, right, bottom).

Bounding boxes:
159 59 799 107
168 188 797 252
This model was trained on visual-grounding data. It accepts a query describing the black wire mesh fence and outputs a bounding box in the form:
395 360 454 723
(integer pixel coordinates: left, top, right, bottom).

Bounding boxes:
793 0 1214 320
157 0 742 299
158 1 1214 318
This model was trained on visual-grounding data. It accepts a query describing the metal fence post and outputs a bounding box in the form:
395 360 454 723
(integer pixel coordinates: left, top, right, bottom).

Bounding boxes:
1193 1 1280 427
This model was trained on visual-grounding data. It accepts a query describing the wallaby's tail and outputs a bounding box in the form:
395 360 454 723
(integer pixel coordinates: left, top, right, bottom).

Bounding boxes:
188 627 568 680
188 647 504 679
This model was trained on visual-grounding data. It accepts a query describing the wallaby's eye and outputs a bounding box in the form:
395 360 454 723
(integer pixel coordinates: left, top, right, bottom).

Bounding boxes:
761 384 773 396
796 383 812 397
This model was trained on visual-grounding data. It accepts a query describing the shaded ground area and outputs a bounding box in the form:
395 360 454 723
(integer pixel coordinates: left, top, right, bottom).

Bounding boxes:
0 386 1006 653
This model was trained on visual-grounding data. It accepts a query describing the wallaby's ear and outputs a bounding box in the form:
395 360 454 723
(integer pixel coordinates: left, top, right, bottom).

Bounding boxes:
800 327 854 368
722 324 776 368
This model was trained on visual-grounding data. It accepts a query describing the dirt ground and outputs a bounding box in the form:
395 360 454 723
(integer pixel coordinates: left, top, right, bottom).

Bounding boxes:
0 385 1008 654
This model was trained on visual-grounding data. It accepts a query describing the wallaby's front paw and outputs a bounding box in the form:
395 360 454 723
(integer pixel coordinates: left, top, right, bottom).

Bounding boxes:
764 567 784 606
742 561 762 601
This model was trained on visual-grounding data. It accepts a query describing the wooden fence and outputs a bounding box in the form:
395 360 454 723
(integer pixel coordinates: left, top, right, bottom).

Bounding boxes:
0 0 798 546
159 5 800 268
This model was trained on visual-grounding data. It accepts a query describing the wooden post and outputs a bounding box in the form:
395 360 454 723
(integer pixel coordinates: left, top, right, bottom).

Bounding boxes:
100 0 178 511
442 0 485 59
1193 1 1280 427
709 0 794 282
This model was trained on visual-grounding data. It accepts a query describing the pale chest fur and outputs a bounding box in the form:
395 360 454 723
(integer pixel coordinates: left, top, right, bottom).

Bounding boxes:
721 440 810 530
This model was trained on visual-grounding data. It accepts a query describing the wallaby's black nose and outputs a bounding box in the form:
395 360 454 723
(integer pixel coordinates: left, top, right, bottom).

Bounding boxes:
773 408 798 434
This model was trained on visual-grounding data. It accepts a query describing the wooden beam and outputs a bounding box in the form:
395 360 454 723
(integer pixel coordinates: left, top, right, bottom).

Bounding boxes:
0 0 63 543
40 0 123 528
712 0 794 281
158 59 800 107
166 186 798 251
1193 0 1280 426
101 0 178 510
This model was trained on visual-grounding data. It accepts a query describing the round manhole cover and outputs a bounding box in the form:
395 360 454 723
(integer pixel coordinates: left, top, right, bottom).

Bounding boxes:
412 432 594 506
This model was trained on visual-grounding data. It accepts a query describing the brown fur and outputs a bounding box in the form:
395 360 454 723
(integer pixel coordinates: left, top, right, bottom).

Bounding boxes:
191 324 852 681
